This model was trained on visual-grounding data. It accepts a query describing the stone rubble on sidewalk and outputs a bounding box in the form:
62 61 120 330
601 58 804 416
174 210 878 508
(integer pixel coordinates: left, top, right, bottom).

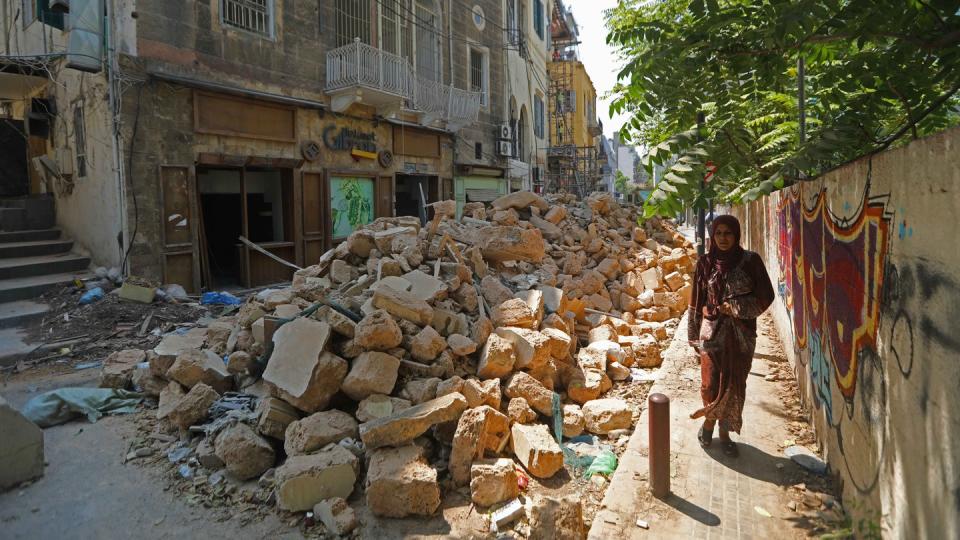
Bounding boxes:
116 191 694 533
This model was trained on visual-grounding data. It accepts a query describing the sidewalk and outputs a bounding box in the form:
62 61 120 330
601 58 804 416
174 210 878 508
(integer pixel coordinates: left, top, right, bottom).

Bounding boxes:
589 314 829 539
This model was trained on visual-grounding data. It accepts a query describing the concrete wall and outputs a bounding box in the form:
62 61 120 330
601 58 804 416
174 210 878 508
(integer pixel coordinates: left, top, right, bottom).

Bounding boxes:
3 1 124 268
731 127 960 538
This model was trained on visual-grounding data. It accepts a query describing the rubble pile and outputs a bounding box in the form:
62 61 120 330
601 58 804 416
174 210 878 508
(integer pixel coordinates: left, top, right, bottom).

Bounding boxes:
107 191 695 533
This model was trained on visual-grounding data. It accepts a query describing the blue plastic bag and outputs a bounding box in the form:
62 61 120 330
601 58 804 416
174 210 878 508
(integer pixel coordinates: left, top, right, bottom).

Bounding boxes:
79 287 104 304
201 291 242 305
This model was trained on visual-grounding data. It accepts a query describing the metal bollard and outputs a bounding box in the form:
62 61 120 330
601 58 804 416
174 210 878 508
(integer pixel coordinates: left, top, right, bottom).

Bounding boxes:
648 392 670 498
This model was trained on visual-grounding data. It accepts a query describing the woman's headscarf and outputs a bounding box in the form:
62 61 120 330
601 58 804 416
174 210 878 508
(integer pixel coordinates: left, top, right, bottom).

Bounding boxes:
700 215 745 317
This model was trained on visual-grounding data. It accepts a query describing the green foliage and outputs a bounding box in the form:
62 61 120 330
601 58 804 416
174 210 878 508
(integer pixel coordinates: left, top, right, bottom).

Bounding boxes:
614 170 631 193
606 0 960 217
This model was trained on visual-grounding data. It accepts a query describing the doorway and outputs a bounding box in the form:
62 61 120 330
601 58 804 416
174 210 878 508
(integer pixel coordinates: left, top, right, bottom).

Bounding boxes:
196 166 294 288
0 119 28 197
394 174 438 225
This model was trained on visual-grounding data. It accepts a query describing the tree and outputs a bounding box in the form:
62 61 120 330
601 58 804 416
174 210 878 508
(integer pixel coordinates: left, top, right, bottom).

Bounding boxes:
606 0 960 217
615 170 630 193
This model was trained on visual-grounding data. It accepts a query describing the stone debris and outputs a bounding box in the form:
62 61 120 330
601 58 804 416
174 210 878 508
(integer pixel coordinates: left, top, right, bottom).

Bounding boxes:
365 444 441 517
130 192 693 526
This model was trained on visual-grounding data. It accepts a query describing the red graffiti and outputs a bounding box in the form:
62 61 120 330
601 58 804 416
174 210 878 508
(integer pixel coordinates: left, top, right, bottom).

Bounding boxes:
776 186 891 400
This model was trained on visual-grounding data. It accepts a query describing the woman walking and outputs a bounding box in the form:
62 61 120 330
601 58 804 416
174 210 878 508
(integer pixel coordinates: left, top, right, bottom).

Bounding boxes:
688 215 774 457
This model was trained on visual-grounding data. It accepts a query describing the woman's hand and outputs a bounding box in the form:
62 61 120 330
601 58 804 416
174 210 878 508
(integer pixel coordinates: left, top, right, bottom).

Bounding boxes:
702 306 711 316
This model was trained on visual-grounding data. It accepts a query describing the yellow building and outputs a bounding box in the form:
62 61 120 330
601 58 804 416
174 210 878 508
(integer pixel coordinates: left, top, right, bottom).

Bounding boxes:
547 60 601 150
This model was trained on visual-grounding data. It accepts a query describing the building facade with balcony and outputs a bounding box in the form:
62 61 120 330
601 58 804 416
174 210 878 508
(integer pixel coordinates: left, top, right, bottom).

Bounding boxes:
3 0 504 290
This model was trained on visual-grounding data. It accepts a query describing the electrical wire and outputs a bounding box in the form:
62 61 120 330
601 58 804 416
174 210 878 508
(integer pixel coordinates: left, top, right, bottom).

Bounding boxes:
119 81 144 273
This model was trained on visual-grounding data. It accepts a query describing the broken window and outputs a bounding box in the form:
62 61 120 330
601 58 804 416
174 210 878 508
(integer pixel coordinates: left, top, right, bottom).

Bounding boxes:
222 0 273 38
335 0 372 47
73 104 86 178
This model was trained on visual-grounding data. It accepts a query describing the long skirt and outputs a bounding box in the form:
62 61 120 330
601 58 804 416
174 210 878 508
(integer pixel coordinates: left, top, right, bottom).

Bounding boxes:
689 316 756 434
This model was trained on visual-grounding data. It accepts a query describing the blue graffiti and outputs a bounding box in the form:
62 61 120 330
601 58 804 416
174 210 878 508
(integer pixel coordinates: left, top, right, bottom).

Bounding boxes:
808 328 834 424
897 220 913 239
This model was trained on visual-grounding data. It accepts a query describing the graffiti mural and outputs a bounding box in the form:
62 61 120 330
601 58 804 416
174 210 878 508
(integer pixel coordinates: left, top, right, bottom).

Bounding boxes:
775 180 893 414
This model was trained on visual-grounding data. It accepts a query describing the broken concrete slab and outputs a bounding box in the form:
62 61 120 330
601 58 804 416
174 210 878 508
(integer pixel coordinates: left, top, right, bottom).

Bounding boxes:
365 444 441 517
372 287 434 326
401 270 447 301
461 378 501 409
447 333 477 356
477 333 516 379
359 392 469 449
157 381 186 421
153 327 207 368
492 298 537 329
507 397 538 424
495 327 552 371
262 318 345 413
491 191 549 212
409 326 446 363
479 226 546 263
275 445 359 512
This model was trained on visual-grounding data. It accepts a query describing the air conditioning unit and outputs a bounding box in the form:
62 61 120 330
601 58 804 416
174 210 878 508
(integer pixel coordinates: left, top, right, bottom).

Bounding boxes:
498 124 512 140
496 141 513 156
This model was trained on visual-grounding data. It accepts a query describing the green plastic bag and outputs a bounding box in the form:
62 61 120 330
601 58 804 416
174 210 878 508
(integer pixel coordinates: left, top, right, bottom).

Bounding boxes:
584 450 618 478
22 387 143 427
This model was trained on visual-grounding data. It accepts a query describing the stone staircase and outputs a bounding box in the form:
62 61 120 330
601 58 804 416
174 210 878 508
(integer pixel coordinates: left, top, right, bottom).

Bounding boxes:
0 196 90 364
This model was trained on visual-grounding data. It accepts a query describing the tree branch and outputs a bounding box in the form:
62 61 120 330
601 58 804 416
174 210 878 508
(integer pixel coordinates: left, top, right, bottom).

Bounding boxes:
872 79 960 154
917 0 947 29
886 81 919 140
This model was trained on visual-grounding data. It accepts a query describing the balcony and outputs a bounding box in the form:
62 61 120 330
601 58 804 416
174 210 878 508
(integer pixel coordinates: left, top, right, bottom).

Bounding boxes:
588 119 602 137
326 39 481 131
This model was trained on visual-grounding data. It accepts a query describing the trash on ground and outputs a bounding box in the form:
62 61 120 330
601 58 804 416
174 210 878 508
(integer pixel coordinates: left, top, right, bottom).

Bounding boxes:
79 287 104 305
200 291 242 305
21 387 143 427
785 445 828 475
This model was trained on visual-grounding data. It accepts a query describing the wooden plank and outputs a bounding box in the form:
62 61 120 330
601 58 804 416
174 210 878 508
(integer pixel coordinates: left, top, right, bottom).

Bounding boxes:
376 175 394 218
248 244 297 285
193 91 297 142
159 166 192 247
162 251 196 293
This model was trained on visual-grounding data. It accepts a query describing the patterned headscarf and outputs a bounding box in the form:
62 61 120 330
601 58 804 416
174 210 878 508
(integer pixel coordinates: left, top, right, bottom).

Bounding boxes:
701 215 745 317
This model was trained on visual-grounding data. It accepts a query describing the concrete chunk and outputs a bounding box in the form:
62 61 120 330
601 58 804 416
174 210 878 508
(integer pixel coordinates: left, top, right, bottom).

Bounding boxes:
263 318 346 413
477 333 516 379
372 287 434 326
449 406 511 485
313 497 359 536
99 349 146 389
354 309 403 351
166 349 232 393
275 445 359 512
0 394 43 489
402 269 447 301
256 397 300 440
495 327 551 371
505 372 553 417
492 298 536 329
366 445 441 517
359 392 469 449
341 351 400 401
470 458 519 507
582 398 633 434
214 423 275 480
167 382 219 429
355 394 412 423
479 226 545 263
410 325 447 362
511 423 563 478
284 410 359 457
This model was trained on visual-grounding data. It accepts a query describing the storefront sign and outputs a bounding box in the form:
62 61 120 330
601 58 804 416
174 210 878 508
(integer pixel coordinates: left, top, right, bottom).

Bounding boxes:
403 162 417 173
323 126 376 153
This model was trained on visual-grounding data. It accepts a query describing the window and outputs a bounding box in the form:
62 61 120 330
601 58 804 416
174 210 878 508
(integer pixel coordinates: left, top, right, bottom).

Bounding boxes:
222 0 273 38
380 0 413 60
414 0 441 81
472 5 485 31
23 0 64 30
534 94 545 139
533 0 544 40
74 105 87 178
469 47 489 107
335 0 372 46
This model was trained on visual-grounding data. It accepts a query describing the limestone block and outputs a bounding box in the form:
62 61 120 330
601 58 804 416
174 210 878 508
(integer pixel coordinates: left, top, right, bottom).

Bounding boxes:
166 348 232 393
492 298 537 329
341 351 400 401
582 398 633 434
256 397 300 440
494 327 551 371
355 394 412 423
365 445 441 517
284 410 359 457
470 458 520 507
477 333 516 379
99 349 146 389
214 423 275 480
504 372 553 417
562 404 585 438
275 445 359 512
410 326 447 362
507 397 538 424
167 382 219 430
447 334 478 356
0 394 43 489
511 423 563 478
449 405 511 485
359 392 469 449
372 287 433 326
313 497 359 536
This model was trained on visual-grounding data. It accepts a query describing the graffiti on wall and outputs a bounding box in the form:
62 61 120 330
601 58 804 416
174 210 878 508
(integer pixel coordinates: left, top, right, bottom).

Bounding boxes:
776 180 893 423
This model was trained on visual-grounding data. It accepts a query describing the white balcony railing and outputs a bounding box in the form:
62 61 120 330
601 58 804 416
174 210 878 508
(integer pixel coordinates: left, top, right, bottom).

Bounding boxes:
326 39 481 127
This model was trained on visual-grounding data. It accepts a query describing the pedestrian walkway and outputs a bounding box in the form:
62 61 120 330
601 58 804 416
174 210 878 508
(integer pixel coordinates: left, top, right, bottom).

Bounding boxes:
589 314 825 539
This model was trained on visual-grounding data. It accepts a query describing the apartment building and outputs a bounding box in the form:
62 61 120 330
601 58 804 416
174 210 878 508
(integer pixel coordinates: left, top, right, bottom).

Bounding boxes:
2 0 519 291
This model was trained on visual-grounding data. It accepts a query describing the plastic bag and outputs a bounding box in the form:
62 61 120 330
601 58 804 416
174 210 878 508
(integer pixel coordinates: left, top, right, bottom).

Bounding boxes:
21 387 143 427
201 291 242 305
583 450 618 478
79 287 104 304
164 284 189 300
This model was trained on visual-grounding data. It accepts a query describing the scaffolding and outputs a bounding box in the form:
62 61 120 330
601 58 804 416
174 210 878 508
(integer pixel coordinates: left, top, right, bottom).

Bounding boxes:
542 0 603 198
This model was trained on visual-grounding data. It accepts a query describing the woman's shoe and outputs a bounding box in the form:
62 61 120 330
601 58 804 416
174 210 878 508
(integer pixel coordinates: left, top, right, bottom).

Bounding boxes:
698 426 713 448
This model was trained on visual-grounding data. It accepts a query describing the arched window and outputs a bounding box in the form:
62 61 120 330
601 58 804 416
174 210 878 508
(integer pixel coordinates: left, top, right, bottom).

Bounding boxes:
518 106 529 162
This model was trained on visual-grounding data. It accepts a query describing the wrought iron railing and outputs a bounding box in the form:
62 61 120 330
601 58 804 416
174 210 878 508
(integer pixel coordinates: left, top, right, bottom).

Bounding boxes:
326 38 481 125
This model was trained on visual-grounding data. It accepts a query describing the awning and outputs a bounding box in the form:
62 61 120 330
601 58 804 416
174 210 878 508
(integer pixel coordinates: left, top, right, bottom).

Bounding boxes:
0 71 49 100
